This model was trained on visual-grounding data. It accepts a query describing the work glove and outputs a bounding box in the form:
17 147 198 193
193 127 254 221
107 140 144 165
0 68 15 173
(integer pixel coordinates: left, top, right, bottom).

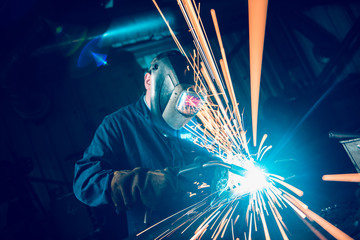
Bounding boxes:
110 167 195 211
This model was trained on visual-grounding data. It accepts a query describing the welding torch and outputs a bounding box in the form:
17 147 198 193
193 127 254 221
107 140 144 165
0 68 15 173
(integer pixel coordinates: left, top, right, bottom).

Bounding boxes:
177 160 248 177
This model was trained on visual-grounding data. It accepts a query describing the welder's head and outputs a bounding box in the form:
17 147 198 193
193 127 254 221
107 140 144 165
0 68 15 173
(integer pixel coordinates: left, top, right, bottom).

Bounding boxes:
147 50 203 130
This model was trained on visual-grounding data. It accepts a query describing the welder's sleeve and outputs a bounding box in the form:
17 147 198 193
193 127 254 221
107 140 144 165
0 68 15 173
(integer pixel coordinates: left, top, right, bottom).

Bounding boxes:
73 117 182 210
110 167 180 211
73 117 124 207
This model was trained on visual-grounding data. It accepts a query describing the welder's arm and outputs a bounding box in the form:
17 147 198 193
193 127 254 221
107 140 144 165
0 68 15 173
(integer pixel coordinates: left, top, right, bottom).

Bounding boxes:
73 117 184 210
73 117 123 207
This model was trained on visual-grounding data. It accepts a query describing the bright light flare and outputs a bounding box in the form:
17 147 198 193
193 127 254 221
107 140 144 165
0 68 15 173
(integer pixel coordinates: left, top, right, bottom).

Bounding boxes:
243 166 269 192
225 160 270 195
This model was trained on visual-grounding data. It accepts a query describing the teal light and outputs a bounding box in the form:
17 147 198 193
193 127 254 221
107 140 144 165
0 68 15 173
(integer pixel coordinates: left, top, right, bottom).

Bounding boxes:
101 14 175 47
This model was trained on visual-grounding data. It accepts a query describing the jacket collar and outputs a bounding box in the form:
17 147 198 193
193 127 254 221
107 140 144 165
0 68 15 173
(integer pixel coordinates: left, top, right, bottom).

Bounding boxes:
135 93 151 120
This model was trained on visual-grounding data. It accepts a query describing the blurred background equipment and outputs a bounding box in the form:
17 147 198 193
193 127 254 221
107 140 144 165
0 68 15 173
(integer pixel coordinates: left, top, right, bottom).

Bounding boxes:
341 138 360 173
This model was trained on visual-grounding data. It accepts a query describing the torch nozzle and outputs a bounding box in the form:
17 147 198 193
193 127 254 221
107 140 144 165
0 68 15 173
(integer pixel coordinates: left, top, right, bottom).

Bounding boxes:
178 160 248 177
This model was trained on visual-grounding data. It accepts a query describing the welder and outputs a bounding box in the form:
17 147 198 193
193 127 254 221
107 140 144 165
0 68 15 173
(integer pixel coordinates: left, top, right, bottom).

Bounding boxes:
73 50 219 238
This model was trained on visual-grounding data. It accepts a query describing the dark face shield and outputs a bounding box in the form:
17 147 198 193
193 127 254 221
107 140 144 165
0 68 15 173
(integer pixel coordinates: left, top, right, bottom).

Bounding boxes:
162 86 204 130
150 51 203 130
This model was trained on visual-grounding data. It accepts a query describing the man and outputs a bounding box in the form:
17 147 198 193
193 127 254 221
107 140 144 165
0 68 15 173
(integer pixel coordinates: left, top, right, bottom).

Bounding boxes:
73 50 209 238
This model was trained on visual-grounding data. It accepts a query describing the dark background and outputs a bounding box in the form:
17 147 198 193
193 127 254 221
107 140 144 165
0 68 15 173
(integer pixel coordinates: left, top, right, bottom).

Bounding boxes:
0 0 359 239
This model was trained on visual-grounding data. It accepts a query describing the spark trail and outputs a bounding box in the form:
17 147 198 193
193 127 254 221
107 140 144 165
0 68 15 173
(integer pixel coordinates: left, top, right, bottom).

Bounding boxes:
137 0 355 239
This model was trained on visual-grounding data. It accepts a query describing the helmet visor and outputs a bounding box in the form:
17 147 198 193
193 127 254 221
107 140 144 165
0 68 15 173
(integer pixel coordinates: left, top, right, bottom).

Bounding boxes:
176 91 204 116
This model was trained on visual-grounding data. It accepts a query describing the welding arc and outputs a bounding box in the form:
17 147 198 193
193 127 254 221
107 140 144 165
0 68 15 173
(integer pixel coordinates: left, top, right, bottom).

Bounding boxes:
248 0 268 147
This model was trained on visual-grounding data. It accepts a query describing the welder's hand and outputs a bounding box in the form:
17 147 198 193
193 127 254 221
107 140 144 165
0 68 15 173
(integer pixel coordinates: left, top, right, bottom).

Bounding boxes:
110 167 191 211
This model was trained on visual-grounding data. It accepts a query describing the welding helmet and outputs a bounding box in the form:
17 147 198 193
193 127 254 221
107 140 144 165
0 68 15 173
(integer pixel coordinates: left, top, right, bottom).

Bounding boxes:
149 50 204 130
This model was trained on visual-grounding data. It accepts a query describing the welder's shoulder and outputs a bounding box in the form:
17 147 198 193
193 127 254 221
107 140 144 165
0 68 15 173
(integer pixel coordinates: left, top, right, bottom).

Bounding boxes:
102 103 139 127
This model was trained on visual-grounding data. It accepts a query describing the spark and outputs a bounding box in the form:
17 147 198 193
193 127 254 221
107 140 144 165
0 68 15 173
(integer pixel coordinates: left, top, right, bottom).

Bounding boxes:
139 1 355 240
322 173 360 182
248 0 268 147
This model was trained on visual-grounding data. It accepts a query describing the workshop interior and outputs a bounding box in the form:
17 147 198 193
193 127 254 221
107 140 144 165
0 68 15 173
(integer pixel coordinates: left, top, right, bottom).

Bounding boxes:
1 0 360 239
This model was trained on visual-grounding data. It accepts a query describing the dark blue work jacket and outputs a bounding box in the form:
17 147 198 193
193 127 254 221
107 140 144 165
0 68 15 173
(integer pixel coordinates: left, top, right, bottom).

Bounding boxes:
73 95 203 236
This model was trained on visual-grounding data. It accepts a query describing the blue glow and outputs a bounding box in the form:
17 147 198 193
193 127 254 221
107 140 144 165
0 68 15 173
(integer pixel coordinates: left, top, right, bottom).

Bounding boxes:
271 76 345 158
103 18 162 38
180 133 193 140
91 51 108 67
101 14 175 47
77 37 108 68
